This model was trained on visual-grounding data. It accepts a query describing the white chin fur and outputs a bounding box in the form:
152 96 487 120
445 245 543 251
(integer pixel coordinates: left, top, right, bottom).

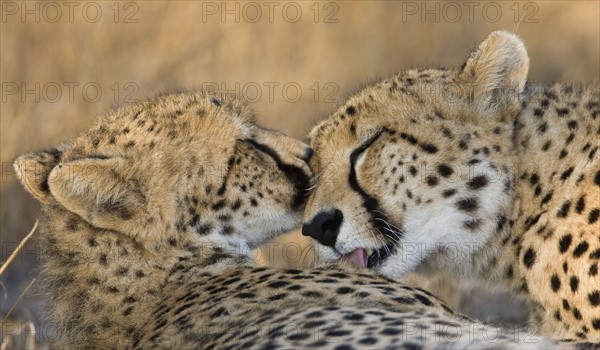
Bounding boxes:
377 252 413 281
312 244 340 263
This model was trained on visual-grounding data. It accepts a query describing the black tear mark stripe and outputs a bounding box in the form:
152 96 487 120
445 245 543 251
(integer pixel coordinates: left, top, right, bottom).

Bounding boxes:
244 139 309 208
349 130 403 241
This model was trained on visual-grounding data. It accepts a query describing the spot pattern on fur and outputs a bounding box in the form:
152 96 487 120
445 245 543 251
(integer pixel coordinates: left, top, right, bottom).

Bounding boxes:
303 31 600 341
14 91 317 349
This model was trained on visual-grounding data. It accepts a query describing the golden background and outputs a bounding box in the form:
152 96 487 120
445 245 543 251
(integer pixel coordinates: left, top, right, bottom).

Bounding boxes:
1 1 598 345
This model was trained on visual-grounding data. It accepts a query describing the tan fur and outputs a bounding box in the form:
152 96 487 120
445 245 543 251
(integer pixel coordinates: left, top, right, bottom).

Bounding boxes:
14 90 567 349
14 91 312 348
304 31 600 341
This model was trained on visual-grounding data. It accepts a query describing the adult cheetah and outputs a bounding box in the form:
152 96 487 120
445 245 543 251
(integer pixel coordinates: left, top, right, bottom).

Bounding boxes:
302 31 600 341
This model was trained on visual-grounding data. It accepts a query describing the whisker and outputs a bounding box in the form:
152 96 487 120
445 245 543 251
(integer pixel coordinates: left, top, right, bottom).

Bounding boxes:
371 209 402 228
373 227 393 257
374 225 401 244
366 226 384 249
371 215 401 236
372 215 403 236
375 227 400 245
370 227 390 256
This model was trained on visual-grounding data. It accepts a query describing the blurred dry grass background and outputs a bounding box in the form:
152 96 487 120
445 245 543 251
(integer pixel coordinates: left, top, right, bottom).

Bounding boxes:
1 1 598 347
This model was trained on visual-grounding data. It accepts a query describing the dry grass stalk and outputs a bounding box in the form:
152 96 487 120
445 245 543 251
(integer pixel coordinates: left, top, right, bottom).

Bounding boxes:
1 278 36 323
0 220 39 276
1 221 40 349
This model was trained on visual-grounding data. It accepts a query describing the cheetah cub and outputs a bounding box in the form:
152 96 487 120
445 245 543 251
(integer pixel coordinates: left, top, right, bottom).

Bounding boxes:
15 91 564 349
303 31 599 341
14 91 311 348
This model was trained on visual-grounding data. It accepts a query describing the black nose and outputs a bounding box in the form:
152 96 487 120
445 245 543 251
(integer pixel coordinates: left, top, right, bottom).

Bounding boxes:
302 209 343 248
300 147 314 162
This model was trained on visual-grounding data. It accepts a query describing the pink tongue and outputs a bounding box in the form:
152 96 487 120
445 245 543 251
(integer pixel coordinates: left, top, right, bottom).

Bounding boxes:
341 248 368 268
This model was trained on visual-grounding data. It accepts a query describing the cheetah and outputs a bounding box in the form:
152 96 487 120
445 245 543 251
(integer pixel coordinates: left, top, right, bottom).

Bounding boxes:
302 31 600 341
14 90 564 349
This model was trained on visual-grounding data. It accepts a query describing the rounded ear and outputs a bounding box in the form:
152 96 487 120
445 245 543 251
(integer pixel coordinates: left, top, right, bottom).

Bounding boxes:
458 31 530 118
47 156 148 233
14 148 63 202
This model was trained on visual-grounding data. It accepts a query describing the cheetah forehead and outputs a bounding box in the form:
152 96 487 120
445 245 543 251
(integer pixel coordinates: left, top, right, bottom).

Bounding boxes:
308 68 467 149
56 90 257 160
106 90 256 131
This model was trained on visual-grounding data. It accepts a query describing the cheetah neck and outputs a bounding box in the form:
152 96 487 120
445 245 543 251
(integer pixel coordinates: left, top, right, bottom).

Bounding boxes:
470 83 584 291
465 85 539 287
37 206 251 349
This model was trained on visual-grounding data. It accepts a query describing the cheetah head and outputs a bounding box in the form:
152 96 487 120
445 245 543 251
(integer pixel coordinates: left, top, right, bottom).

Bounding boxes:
14 91 312 252
302 31 529 278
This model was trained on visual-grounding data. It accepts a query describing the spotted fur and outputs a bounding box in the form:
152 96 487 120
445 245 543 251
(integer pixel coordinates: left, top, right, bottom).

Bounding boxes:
14 91 312 348
303 31 600 341
14 90 566 349
140 262 564 350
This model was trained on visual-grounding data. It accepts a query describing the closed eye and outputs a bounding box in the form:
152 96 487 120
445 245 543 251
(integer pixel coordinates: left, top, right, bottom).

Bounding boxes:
348 128 404 241
243 139 310 208
350 129 385 168
242 139 281 163
348 128 384 209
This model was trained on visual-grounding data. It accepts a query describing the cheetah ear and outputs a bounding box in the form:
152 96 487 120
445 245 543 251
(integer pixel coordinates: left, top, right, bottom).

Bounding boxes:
458 31 529 118
14 148 63 202
47 156 148 232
